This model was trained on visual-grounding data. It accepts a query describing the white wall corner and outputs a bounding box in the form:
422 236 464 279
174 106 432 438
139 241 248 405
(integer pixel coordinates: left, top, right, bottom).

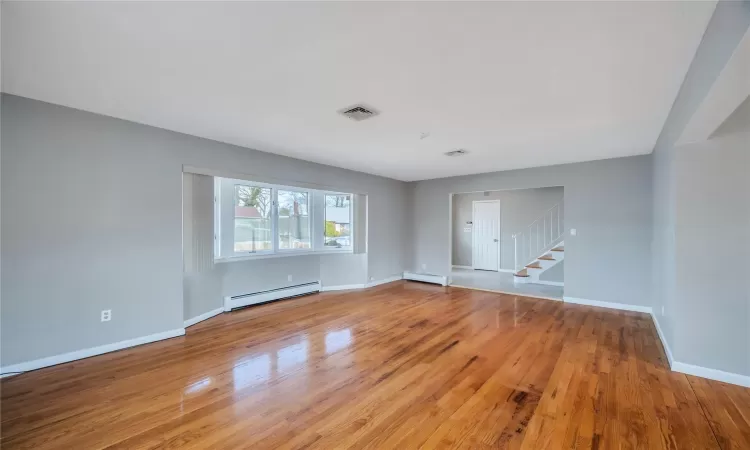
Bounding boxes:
652 312 750 388
0 328 186 377
366 274 403 288
184 307 224 328
650 313 674 368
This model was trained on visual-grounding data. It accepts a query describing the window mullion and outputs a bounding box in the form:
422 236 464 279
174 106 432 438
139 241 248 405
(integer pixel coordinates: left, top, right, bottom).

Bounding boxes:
272 187 278 254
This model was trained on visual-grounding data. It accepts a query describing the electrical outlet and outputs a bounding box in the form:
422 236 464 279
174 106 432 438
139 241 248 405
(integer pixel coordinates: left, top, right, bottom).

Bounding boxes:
101 310 112 322
421 264 427 271
661 305 665 315
370 276 375 281
570 228 577 236
287 274 293 282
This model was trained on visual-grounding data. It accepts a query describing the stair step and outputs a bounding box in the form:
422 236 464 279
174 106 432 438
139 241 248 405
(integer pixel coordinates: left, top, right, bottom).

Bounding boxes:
551 247 564 252
538 255 556 261
514 269 530 278
525 263 543 269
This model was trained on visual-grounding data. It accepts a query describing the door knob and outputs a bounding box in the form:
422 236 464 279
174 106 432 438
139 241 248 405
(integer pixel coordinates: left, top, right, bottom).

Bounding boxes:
493 239 499 242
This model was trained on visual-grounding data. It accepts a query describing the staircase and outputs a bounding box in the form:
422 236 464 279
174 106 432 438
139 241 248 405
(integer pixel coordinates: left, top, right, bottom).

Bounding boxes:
511 202 564 284
513 242 564 284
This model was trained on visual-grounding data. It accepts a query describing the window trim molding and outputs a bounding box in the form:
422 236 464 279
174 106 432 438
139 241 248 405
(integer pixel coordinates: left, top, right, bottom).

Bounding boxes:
323 192 354 252
215 248 354 264
215 177 357 262
184 165 369 195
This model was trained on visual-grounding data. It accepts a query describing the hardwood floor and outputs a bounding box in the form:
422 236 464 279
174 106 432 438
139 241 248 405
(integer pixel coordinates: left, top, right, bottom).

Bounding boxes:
2 281 749 449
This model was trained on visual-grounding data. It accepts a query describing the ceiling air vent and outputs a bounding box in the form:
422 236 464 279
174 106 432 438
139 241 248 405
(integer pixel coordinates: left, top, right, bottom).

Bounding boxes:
338 104 379 121
444 149 469 157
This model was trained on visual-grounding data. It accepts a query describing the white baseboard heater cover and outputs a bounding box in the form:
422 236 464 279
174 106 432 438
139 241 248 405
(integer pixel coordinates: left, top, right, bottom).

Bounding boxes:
403 272 448 286
224 281 321 311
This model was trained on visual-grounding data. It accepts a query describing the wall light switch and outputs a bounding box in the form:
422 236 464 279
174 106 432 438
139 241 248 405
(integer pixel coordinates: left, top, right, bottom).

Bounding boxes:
570 228 577 236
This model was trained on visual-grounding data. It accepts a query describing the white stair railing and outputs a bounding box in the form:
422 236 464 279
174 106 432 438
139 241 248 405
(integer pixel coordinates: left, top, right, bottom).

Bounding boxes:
512 202 564 271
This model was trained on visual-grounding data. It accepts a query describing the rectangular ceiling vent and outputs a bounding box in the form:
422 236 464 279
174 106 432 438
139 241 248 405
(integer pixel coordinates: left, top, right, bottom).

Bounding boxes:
338 104 379 121
444 149 469 157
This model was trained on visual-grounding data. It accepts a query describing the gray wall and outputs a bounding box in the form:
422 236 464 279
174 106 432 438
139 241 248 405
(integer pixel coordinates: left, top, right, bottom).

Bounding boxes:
539 261 564 283
1 94 409 367
712 95 750 138
182 173 221 321
410 155 652 307
451 187 564 270
672 132 749 375
651 1 750 373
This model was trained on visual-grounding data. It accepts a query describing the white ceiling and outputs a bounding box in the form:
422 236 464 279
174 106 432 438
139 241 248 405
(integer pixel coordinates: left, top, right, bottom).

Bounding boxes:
2 1 716 181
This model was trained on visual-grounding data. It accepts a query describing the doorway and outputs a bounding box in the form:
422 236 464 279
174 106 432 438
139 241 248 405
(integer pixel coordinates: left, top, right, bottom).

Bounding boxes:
450 187 565 300
472 200 500 271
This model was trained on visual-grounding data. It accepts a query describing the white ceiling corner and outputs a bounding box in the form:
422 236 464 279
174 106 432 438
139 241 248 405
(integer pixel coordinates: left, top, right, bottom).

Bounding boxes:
676 27 750 146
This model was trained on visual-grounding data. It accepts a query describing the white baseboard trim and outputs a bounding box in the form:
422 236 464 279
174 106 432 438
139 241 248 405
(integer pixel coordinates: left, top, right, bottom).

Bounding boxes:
450 284 562 302
322 275 403 292
0 328 186 376
534 280 564 287
320 284 366 292
184 307 224 328
649 313 750 388
650 313 674 368
563 296 652 314
366 275 403 288
452 266 515 274
672 361 750 388
403 272 448 286
225 282 321 311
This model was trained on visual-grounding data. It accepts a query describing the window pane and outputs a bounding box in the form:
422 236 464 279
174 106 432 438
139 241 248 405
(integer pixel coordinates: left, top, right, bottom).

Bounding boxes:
324 194 352 249
277 190 310 250
234 185 272 252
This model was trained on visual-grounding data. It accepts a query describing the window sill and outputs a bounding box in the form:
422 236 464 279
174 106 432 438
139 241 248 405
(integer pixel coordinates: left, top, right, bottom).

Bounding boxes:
215 250 354 264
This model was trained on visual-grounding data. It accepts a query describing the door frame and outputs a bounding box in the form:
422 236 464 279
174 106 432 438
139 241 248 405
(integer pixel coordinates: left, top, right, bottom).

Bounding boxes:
471 200 501 271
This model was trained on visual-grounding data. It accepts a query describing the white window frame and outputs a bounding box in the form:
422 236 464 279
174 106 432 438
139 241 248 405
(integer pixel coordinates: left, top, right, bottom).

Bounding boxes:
214 178 353 262
322 192 354 253
231 180 276 257
275 187 313 253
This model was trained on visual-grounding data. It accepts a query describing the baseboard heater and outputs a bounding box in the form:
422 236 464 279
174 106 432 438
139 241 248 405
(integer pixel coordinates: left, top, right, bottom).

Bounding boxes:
223 281 321 312
403 272 448 286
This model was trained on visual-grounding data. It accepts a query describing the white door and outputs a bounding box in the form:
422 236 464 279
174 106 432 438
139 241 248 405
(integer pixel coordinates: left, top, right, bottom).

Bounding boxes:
472 201 500 271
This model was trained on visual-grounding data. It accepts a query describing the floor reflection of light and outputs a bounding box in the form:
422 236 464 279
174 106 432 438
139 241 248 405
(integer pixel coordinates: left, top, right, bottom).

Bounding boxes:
277 339 309 373
184 377 212 395
233 354 271 391
325 329 352 354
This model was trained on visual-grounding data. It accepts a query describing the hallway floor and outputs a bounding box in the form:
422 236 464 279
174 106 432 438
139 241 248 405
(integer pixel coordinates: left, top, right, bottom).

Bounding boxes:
450 267 564 300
